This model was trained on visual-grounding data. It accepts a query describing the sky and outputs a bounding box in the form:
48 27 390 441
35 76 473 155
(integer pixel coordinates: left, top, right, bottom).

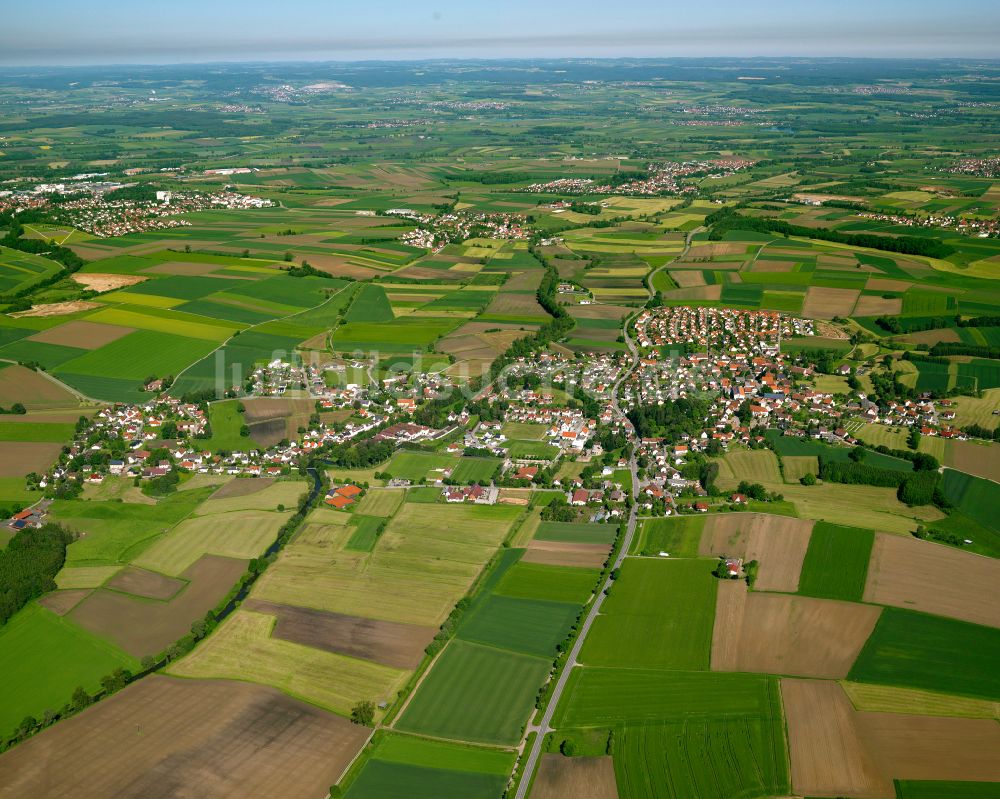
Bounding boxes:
2 0 998 66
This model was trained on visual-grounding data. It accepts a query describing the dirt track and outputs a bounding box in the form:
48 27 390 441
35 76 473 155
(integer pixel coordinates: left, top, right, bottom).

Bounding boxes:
244 599 436 669
712 583 881 679
0 675 369 799
864 533 1000 628
700 513 813 592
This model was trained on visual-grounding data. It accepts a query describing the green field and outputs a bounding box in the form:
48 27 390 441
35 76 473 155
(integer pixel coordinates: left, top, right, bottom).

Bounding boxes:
895 782 1000 799
369 731 516 775
630 516 705 557
395 640 549 745
535 520 617 544
457 594 578 658
614 716 790 799
51 487 215 567
200 400 257 452
554 668 780 728
0 603 138 739
450 456 502 484
940 469 1000 536
796 522 874 602
506 440 561 460
494 562 600 605
344 760 506 799
848 608 1000 701
580 559 716 670
0 420 77 442
383 450 459 482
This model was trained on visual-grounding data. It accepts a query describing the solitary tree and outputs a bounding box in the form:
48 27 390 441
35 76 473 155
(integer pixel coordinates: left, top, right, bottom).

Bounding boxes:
350 700 375 726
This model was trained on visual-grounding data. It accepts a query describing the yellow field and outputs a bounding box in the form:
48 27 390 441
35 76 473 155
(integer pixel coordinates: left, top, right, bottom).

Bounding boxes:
168 610 407 717
951 389 1000 431
196 480 307 515
782 456 820 483
255 504 517 625
133 510 288 576
714 448 783 488
86 307 237 342
97 292 183 309
774 482 944 534
353 488 405 517
54 565 122 589
842 682 1000 720
853 423 910 450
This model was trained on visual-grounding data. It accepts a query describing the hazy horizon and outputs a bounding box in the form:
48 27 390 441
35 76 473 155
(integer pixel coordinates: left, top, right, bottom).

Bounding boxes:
3 0 998 66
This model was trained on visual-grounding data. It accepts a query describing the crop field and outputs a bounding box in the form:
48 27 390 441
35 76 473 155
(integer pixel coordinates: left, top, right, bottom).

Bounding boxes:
494 561 600 605
532 755 618 799
0 603 138 740
395 639 549 745
255 503 516 626
457 594 578 658
168 609 409 716
711 581 881 679
132 509 288 576
842 682 1000 720
581 559 716 670
381 450 459 481
848 608 1000 700
353 488 404 517
797 522 874 602
630 516 704 557
535 520 617 545
68 555 248 659
52 486 215 568
862 533 1000 628
0 676 371 799
554 668 780 728
613 716 790 799
450 456 502 484
699 513 814 593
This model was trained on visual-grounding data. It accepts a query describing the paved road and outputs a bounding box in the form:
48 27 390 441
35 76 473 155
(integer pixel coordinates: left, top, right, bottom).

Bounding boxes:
513 488 639 799
514 298 646 799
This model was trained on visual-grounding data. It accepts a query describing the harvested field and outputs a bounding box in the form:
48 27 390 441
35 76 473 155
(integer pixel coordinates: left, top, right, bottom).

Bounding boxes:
783 455 819 482
11 301 100 317
854 295 902 317
241 397 315 422
946 439 1000 483
686 242 749 257
0 675 370 799
855 713 1000 782
71 273 147 292
37 589 91 616
867 278 912 292
662 284 722 301
711 582 881 679
195 482 304 515
699 513 813 592
843 682 1000 720
899 328 961 346
523 540 610 568
68 555 247 659
0 441 62 477
668 270 706 287
802 286 860 319
531 755 619 799
105 566 186 600
567 303 631 321
782 678 893 799
243 599 435 670
0 365 80 409
750 259 796 272
863 533 1000 627
168 610 408 715
210 477 275 500
26 320 134 350
55 564 122 590
141 261 221 276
